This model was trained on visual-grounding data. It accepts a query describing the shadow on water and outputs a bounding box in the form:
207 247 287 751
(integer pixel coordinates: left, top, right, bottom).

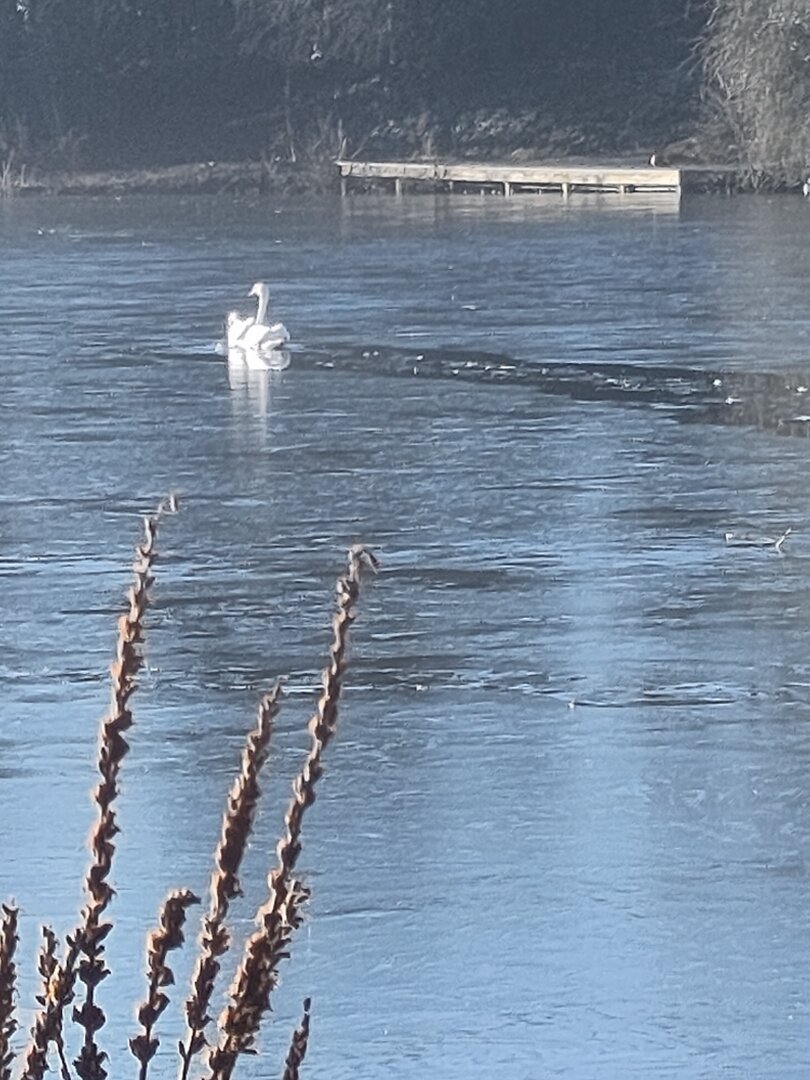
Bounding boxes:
275 343 810 439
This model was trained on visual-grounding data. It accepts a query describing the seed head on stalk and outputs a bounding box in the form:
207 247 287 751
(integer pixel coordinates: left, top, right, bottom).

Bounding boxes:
179 684 282 1080
206 545 378 1080
21 496 178 1080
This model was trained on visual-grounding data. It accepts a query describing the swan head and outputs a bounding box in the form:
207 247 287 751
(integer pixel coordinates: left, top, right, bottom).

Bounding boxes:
249 281 269 299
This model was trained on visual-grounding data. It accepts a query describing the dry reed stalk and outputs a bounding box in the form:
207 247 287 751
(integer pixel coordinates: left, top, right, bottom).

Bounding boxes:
178 684 282 1080
39 930 71 1080
206 544 378 1080
21 495 177 1080
0 905 19 1080
130 890 199 1080
22 929 71 1080
280 998 311 1080
34 930 58 1015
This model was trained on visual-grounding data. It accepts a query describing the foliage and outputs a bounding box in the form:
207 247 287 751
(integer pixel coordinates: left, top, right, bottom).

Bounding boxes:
232 0 393 69
700 0 810 185
0 1 704 169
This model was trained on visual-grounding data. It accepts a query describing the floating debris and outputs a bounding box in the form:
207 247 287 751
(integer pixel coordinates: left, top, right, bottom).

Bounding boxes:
724 527 793 552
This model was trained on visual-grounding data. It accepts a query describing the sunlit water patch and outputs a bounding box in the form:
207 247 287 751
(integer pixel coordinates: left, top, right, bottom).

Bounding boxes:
1 194 810 1078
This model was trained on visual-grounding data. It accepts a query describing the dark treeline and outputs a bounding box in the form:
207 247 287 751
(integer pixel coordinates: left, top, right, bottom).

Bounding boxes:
0 1 807 183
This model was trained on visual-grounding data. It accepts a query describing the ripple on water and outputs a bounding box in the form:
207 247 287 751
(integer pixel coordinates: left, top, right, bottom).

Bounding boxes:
1 196 810 1079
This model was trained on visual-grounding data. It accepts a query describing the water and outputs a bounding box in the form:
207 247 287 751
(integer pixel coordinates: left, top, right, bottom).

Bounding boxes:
2 191 810 1079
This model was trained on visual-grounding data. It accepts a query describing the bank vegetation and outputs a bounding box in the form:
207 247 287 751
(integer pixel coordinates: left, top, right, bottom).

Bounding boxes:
0 1 807 191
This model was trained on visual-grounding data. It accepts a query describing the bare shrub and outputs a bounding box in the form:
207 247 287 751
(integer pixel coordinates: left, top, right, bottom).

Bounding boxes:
701 0 810 186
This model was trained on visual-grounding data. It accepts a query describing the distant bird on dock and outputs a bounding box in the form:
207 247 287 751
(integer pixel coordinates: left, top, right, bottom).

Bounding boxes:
648 138 708 168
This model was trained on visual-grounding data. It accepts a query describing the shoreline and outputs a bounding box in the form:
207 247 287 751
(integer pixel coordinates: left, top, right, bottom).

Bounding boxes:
0 150 738 199
1 159 330 198
2 153 780 200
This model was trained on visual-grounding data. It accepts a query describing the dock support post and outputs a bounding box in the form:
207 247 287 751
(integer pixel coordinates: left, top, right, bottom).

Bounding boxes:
503 180 512 197
340 175 347 197
394 177 403 196
561 182 570 198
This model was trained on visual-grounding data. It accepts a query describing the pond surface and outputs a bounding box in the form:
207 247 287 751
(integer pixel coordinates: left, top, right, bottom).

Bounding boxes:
2 191 810 1078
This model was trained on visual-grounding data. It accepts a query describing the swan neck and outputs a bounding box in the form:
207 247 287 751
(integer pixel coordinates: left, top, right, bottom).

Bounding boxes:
255 289 269 325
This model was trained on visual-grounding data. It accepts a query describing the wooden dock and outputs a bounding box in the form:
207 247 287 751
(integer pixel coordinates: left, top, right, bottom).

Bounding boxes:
336 159 736 197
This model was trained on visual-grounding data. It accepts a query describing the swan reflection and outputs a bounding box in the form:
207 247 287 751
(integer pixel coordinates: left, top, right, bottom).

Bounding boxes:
227 348 290 416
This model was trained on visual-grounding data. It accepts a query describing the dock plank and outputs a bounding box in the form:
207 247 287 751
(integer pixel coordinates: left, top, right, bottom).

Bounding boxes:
336 159 735 196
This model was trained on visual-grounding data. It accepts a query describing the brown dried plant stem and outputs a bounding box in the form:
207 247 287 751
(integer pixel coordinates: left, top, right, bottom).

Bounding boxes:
21 497 176 1080
0 904 19 1080
35 930 71 1080
130 890 199 1080
21 931 77 1080
206 544 377 1080
178 684 283 1080
281 999 311 1080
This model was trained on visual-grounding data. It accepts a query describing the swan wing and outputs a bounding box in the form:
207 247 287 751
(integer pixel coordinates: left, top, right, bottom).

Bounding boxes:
267 321 290 343
227 312 255 348
253 322 291 350
240 322 268 349
242 321 290 350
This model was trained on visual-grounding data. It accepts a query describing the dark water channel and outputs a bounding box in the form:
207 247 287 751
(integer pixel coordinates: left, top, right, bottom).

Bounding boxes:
2 192 810 1078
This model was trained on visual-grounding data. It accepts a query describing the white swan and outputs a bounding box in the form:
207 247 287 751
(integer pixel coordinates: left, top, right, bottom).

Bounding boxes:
224 281 290 355
240 282 290 350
